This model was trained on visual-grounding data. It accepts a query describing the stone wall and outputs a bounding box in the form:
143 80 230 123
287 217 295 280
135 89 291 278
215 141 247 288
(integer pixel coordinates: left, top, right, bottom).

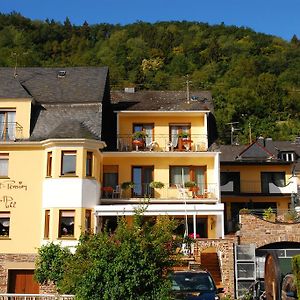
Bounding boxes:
239 213 300 248
0 253 56 294
194 238 237 297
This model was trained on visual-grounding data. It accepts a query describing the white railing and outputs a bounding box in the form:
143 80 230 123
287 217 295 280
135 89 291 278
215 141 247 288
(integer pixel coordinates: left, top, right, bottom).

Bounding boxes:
117 134 208 152
0 295 74 300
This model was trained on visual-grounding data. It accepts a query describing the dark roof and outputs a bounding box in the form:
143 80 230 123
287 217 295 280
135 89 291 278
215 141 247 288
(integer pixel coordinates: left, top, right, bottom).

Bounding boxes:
30 103 102 141
0 69 31 98
111 90 213 112
0 67 108 103
219 139 300 167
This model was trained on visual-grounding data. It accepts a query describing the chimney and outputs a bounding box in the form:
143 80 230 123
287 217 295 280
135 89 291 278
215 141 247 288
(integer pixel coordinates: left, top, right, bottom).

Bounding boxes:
265 137 273 149
257 136 264 147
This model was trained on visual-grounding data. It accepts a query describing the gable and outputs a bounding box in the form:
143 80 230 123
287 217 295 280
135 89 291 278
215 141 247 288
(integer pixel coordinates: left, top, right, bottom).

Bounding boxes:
237 142 274 160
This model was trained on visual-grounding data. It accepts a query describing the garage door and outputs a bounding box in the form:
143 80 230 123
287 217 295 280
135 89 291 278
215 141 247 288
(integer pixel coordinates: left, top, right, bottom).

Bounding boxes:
8 270 39 294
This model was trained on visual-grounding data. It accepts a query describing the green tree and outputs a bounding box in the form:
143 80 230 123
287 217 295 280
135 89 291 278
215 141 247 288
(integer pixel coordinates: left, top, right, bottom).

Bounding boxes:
36 212 178 300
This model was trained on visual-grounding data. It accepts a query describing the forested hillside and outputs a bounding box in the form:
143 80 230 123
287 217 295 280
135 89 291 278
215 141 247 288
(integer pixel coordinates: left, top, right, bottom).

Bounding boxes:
1 12 300 143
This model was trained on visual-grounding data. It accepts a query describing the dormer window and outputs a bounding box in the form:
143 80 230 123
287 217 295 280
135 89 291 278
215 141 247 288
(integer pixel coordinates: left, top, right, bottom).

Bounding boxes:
0 110 16 141
281 152 295 162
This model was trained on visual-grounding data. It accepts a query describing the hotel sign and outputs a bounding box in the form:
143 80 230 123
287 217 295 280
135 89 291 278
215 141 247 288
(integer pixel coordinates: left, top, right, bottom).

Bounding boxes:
0 180 28 209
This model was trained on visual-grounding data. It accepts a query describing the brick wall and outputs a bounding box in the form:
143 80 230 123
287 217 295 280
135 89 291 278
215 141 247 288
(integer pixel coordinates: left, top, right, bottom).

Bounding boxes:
194 238 237 297
239 213 300 247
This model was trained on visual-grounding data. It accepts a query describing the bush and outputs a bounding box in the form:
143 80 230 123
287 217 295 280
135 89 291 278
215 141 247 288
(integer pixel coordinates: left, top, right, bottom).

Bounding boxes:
36 211 178 299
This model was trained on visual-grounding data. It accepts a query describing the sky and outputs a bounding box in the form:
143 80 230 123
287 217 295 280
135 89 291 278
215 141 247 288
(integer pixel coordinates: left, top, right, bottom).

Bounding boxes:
0 0 299 41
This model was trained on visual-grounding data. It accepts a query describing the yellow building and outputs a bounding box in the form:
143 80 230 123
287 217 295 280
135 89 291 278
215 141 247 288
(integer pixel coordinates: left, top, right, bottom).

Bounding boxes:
219 139 299 233
0 68 223 293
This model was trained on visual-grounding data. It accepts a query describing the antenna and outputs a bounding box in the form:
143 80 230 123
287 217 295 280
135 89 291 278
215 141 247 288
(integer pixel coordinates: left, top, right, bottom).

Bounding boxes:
11 51 28 77
226 122 240 145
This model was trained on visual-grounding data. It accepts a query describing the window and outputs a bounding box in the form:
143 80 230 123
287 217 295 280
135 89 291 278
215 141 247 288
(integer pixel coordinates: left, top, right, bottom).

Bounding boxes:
132 166 154 197
61 151 76 175
86 152 93 177
0 154 9 177
44 210 50 238
169 124 191 150
0 212 10 237
220 172 240 193
59 210 75 237
281 152 295 162
85 210 92 234
46 152 52 177
170 166 206 194
133 123 154 149
261 172 285 193
103 165 118 189
0 110 16 141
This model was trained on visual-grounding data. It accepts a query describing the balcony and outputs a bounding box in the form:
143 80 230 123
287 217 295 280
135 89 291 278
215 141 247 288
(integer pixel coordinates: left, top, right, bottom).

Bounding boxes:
0 122 23 141
117 134 207 152
221 178 297 195
100 182 218 203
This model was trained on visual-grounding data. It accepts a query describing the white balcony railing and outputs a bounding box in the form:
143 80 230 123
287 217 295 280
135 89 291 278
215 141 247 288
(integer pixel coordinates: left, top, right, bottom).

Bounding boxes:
117 134 207 152
101 182 218 202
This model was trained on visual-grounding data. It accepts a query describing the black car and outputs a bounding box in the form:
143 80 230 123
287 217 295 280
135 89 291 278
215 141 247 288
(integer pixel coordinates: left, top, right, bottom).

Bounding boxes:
170 270 224 300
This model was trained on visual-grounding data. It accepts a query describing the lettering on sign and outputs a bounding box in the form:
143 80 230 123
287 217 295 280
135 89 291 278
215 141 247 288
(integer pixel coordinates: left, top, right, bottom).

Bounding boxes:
0 195 16 208
0 180 28 191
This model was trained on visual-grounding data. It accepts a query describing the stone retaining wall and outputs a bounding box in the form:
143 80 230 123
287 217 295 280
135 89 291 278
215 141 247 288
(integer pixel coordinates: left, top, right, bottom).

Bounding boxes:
194 238 237 297
239 213 300 247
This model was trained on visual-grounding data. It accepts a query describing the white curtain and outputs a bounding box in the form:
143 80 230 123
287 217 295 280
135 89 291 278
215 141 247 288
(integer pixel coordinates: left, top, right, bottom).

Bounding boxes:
0 113 4 140
7 112 16 140
144 125 153 146
0 159 8 177
171 126 179 147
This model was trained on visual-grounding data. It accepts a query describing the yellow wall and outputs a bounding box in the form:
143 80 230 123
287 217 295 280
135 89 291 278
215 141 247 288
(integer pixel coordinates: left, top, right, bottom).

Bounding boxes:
0 146 44 253
103 156 216 185
119 115 206 136
0 99 32 139
221 164 292 193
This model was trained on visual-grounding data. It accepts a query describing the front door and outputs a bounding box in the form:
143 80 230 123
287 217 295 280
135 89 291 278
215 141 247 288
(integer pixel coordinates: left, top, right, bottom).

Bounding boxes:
132 166 154 197
8 269 39 294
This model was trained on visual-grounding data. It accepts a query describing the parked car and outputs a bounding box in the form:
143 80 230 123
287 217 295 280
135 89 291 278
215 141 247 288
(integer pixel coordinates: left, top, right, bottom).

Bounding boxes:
170 270 223 300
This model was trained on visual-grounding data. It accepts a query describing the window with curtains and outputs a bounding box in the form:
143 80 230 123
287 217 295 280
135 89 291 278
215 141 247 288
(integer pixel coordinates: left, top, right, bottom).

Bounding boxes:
61 151 76 175
46 152 52 177
59 210 75 237
0 154 9 177
103 165 118 189
169 166 206 193
85 210 92 234
0 212 10 237
44 210 50 238
169 124 191 149
133 123 154 148
86 151 93 177
261 172 285 193
0 110 16 141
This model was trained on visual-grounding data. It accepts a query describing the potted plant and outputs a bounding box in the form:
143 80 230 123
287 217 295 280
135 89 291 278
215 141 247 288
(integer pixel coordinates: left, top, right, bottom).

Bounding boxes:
149 181 165 189
184 181 196 188
263 207 275 222
132 131 148 139
121 181 134 190
178 132 190 139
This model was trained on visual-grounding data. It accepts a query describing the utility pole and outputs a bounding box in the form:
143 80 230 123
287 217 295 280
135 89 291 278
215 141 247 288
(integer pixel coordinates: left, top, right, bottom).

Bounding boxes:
185 74 192 103
226 122 240 145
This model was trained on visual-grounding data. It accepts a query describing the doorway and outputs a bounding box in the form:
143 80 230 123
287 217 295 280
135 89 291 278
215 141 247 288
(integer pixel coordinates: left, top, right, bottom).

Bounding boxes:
8 269 39 294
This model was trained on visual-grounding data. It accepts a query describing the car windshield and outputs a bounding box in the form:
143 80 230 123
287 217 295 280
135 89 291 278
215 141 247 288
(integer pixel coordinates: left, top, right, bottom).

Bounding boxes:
171 272 216 292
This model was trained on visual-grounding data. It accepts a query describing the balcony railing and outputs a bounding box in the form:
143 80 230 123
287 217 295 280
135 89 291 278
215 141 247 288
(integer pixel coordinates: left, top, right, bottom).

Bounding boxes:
117 134 207 152
0 122 23 141
101 182 218 201
221 179 297 194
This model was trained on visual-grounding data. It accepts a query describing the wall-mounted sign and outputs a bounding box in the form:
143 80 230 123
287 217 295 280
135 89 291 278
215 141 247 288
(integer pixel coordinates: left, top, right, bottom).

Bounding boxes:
0 195 16 208
0 180 28 191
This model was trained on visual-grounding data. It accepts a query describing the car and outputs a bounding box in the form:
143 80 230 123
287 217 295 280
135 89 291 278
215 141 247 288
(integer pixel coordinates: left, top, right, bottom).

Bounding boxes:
170 270 224 300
